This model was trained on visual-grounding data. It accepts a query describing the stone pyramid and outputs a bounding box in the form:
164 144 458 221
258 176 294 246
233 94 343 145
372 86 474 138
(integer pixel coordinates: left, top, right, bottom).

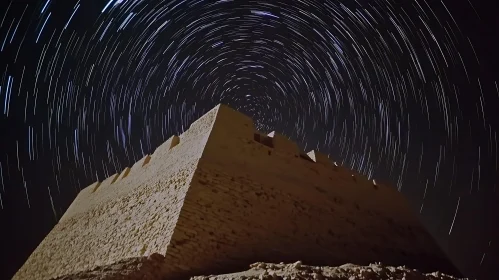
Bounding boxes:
13 104 459 280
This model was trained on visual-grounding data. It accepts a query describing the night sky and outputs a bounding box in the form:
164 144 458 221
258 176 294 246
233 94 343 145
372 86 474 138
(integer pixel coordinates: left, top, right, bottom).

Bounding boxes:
0 0 498 279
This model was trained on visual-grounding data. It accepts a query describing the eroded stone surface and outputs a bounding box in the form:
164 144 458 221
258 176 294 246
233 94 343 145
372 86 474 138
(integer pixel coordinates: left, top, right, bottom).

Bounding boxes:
50 253 166 280
13 106 222 280
191 262 468 280
164 106 458 278
14 104 459 280
50 260 466 280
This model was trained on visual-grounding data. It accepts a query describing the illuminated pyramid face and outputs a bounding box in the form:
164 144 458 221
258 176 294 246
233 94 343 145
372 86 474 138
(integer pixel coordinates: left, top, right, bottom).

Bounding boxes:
13 104 459 280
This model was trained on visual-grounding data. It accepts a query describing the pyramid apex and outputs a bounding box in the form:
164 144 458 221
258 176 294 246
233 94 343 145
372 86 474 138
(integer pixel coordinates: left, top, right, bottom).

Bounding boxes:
192 104 256 138
214 103 231 109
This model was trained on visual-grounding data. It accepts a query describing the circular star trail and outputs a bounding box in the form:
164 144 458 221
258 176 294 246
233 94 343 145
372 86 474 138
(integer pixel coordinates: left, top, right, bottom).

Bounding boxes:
0 0 498 279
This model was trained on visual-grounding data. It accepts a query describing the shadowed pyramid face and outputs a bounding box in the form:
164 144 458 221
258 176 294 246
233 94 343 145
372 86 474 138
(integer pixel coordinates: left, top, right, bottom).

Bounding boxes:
13 104 460 280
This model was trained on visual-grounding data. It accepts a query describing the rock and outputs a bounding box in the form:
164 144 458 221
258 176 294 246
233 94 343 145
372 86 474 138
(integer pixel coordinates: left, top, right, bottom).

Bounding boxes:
251 262 267 269
147 253 164 262
311 272 323 280
190 261 466 280
50 260 466 280
291 261 303 269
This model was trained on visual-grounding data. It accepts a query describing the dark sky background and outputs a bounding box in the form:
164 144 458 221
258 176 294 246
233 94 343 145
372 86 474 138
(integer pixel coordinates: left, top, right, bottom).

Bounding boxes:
0 0 498 279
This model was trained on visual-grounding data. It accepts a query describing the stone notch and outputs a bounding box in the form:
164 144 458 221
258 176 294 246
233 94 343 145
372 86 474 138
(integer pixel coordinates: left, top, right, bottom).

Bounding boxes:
119 167 131 180
153 135 180 157
129 155 151 176
13 103 461 280
59 181 100 222
267 131 300 155
254 132 274 148
96 173 119 190
306 150 330 164
91 181 102 193
141 155 151 166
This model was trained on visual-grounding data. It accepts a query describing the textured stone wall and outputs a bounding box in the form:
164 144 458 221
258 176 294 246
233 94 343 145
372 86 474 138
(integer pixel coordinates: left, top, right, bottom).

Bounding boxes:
14 104 458 280
13 106 223 280
164 106 458 278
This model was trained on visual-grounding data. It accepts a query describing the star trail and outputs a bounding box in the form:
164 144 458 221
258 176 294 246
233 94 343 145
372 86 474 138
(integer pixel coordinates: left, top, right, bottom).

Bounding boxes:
0 0 498 279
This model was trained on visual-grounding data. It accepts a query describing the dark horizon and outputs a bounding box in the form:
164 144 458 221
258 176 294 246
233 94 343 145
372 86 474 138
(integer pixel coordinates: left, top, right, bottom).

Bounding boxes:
0 0 498 279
